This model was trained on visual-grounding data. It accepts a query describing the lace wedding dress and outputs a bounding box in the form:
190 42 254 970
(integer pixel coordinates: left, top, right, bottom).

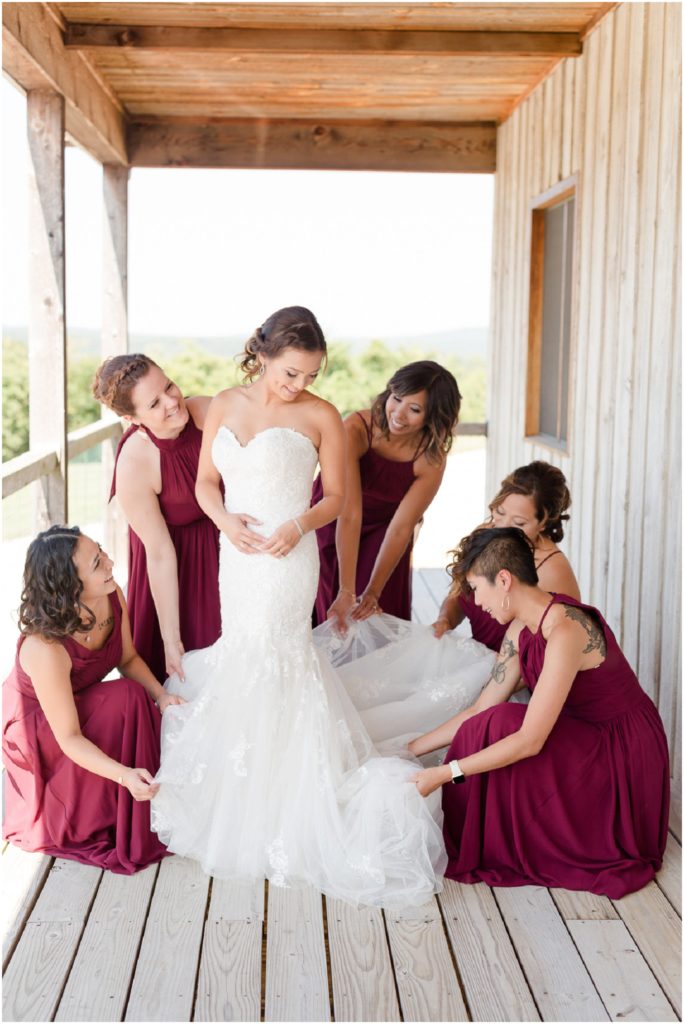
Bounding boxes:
151 426 446 909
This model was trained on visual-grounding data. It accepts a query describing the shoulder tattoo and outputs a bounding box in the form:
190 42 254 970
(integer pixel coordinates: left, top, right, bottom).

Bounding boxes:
563 605 607 657
491 636 517 684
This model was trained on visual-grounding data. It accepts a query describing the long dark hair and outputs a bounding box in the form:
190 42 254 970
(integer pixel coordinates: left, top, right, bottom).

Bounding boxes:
448 526 538 593
370 360 461 465
18 526 96 641
239 306 327 381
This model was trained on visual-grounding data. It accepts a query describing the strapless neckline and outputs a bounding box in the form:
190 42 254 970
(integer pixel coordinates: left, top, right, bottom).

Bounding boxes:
217 424 318 455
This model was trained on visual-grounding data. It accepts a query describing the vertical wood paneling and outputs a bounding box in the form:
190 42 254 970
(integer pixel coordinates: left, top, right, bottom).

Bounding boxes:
488 3 681 757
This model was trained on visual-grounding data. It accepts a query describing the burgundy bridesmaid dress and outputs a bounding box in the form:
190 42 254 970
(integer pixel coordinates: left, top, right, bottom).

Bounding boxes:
110 416 221 681
458 592 507 651
313 413 416 624
442 593 669 898
2 592 169 873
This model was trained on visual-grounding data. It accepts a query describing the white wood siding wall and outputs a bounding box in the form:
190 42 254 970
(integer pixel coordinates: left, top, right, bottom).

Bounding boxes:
487 2 681 772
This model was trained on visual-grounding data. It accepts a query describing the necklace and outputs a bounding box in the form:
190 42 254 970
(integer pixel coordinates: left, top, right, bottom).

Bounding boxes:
80 614 114 643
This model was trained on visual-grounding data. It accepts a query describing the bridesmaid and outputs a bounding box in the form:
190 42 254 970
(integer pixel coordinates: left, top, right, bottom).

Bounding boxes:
2 526 182 873
313 360 461 629
411 526 670 898
93 355 221 682
433 461 580 650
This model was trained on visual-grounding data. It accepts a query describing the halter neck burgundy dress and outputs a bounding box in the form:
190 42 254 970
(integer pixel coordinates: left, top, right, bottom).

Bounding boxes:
313 413 416 624
442 593 669 898
2 591 168 873
110 416 221 681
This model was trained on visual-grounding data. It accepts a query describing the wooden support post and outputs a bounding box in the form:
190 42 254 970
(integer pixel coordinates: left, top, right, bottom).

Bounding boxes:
27 89 67 529
102 164 129 576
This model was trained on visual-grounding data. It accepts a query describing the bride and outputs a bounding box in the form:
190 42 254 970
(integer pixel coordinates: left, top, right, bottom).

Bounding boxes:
151 307 447 909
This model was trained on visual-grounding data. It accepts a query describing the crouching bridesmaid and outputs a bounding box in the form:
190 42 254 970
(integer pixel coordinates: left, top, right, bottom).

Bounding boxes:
2 526 183 873
411 526 669 898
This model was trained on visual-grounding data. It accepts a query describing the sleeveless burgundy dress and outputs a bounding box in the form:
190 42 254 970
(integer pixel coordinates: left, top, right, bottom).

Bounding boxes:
313 413 416 624
2 591 169 873
442 593 669 898
110 416 221 681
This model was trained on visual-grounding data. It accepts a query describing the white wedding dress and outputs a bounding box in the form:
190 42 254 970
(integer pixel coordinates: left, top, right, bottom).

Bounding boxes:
151 426 446 909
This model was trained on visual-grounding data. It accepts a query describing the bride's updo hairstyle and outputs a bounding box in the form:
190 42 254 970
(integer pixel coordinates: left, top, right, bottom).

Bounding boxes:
92 354 160 417
18 525 96 640
239 306 327 382
448 526 538 594
371 360 461 466
489 461 571 542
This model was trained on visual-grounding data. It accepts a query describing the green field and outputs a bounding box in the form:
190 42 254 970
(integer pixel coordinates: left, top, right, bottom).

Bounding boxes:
2 461 105 541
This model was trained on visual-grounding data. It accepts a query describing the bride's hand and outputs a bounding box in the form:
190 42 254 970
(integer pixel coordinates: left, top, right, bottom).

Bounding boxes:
327 589 357 635
224 512 264 554
260 519 301 559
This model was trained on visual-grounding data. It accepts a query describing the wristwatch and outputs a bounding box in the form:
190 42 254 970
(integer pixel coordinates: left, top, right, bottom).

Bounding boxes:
449 759 466 784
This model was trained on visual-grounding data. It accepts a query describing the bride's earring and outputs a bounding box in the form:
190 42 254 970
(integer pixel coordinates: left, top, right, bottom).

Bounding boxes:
258 362 265 376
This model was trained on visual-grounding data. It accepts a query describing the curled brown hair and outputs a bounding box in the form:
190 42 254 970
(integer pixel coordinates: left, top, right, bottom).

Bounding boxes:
448 526 538 594
239 306 327 381
370 360 461 465
489 461 571 542
18 526 96 641
92 354 159 416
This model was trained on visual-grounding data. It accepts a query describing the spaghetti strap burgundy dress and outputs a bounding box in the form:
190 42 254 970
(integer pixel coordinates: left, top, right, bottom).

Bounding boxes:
2 591 168 873
110 416 221 681
442 593 670 898
313 413 416 624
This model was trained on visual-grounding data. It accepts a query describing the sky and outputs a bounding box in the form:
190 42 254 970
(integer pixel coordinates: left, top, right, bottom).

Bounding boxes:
2 76 494 342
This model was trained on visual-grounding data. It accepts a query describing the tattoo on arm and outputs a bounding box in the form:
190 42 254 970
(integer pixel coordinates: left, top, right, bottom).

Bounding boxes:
490 637 517 685
563 606 607 657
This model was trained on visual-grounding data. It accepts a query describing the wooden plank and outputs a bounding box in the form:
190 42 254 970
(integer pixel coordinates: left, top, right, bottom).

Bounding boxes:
195 880 264 1023
2 2 127 165
656 833 682 917
326 898 400 1022
55 864 159 1022
65 23 583 56
612 881 682 1016
1 447 59 499
124 856 210 1022
384 896 468 1022
551 887 618 921
128 119 497 173
67 417 123 460
265 884 329 1022
2 859 102 1023
439 880 540 1021
410 570 439 624
568 919 677 1022
494 885 609 1020
670 788 682 843
1 846 52 971
27 88 68 530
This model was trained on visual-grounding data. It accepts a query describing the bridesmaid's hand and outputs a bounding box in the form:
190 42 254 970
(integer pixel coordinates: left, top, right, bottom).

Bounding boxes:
413 765 450 797
432 615 451 639
327 590 357 635
156 692 187 715
260 519 301 559
351 588 382 621
224 512 264 554
164 639 186 682
121 767 160 801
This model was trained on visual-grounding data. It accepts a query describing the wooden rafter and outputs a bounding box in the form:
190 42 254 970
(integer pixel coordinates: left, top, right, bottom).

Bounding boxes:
63 24 583 57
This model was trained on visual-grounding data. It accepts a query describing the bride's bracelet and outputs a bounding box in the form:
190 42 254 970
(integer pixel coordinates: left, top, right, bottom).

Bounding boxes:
293 517 305 538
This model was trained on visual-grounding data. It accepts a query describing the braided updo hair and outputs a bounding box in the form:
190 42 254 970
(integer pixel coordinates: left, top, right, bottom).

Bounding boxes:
239 306 327 382
489 461 571 542
18 525 96 641
92 354 159 416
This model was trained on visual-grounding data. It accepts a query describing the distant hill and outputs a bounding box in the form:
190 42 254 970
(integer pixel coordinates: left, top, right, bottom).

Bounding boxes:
3 325 488 361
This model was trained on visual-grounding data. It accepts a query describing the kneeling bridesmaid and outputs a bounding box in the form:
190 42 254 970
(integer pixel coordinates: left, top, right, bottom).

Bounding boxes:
2 526 183 873
411 526 669 898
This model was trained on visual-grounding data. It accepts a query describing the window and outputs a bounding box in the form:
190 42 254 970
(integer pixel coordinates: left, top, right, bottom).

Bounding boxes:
525 178 576 448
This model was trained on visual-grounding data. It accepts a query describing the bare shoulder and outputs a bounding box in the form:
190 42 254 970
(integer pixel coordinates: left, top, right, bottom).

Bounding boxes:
342 409 370 452
545 603 607 657
413 448 446 480
539 549 581 599
19 633 71 674
186 395 212 429
115 429 158 489
309 394 343 428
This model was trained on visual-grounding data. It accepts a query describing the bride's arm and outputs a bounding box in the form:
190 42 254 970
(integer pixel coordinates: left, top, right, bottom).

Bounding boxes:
297 402 346 533
195 394 264 550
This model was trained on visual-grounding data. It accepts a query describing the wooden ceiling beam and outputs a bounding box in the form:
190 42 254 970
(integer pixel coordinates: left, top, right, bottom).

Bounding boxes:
127 118 497 173
3 3 127 165
64 24 582 58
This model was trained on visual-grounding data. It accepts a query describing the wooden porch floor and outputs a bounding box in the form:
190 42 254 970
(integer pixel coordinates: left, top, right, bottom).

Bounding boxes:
3 569 681 1023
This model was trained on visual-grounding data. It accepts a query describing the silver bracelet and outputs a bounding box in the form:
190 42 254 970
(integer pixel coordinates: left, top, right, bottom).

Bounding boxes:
293 517 305 538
